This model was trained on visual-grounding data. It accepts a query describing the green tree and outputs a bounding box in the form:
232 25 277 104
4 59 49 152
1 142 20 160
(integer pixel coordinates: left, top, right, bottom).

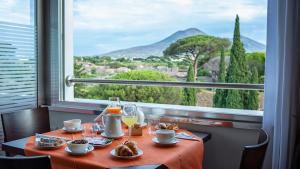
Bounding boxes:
182 65 196 106
163 35 230 80
74 62 89 98
74 62 87 78
246 52 265 83
213 48 226 107
246 67 259 110
81 70 183 104
91 67 96 75
224 15 249 109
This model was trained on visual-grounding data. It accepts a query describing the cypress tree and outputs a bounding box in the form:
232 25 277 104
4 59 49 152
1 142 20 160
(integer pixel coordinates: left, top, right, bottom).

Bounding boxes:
224 15 248 109
246 67 259 110
213 48 226 107
182 65 196 106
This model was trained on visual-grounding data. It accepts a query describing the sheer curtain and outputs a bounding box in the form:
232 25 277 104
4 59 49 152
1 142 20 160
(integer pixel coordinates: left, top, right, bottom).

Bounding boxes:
263 0 300 169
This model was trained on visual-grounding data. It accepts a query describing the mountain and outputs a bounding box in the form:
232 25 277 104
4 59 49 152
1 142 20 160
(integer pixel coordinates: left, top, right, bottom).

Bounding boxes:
240 36 266 52
101 28 206 58
100 28 266 58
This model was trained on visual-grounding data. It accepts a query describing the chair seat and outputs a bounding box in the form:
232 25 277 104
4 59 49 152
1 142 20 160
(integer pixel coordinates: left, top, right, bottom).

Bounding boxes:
1 107 50 142
0 155 52 169
239 129 269 169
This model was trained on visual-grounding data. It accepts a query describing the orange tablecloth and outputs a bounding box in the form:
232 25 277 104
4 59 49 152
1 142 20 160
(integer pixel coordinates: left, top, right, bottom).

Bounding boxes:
25 124 204 169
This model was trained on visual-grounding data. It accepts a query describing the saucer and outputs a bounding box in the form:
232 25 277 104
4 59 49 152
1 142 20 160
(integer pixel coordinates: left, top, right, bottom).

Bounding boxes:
62 126 83 133
101 132 124 139
110 148 143 159
65 144 94 155
152 137 178 145
87 137 112 148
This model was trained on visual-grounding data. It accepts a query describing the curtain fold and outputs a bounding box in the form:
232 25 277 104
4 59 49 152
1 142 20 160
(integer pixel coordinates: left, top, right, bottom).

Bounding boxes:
263 0 300 169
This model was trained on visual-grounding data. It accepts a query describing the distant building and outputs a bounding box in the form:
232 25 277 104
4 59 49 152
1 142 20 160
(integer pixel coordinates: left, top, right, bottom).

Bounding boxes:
116 67 130 73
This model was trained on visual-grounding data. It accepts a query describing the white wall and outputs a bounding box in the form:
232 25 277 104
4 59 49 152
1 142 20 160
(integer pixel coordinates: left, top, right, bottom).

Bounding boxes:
50 111 259 169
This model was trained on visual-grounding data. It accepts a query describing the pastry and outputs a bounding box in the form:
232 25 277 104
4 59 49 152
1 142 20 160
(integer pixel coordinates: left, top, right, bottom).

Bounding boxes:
115 145 134 156
158 123 167 129
123 141 138 155
157 123 179 131
115 140 139 157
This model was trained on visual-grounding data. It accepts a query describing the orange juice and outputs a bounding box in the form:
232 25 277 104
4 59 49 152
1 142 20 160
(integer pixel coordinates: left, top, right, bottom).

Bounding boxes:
107 107 122 114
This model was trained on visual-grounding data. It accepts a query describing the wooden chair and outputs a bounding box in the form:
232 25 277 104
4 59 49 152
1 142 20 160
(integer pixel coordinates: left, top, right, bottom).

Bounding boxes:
239 129 269 169
0 155 51 169
1 107 50 142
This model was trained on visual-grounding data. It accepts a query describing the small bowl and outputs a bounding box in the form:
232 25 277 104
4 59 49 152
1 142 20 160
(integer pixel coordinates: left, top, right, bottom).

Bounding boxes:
63 119 81 130
67 139 89 153
156 129 175 144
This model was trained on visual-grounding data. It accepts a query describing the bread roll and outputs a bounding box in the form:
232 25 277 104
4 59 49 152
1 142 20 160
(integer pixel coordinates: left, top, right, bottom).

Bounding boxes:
123 141 138 155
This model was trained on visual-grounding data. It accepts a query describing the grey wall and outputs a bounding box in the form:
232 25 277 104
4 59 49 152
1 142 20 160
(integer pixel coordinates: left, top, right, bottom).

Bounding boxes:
50 111 258 169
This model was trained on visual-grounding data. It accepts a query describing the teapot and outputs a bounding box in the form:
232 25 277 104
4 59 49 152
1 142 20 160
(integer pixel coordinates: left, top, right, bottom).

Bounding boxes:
94 97 124 138
101 113 123 138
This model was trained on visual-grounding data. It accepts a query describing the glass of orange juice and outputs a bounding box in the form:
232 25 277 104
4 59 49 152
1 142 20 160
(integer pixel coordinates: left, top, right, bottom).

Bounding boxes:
106 97 122 114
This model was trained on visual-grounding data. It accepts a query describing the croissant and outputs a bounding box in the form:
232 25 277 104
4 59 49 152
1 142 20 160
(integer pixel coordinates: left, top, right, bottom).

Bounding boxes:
115 145 134 156
123 141 138 155
158 123 167 129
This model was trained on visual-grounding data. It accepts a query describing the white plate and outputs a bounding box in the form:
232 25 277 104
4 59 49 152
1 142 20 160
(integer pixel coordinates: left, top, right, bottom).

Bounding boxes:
87 137 112 148
35 137 66 150
152 137 178 145
35 141 65 150
110 148 143 159
62 126 83 133
65 144 94 155
101 132 124 139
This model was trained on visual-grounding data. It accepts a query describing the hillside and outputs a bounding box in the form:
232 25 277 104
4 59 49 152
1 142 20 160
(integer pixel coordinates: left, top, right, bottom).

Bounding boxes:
100 28 266 58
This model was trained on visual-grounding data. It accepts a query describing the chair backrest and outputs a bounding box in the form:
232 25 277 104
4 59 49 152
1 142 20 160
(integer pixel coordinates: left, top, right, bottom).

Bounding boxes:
239 129 269 169
1 107 50 142
0 155 51 169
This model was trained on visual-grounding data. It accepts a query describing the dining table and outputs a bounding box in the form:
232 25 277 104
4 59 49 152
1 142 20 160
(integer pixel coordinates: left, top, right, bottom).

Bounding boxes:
2 124 211 169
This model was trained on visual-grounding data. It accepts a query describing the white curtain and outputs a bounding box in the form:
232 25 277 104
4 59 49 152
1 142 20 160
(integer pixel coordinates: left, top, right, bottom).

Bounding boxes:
263 0 300 169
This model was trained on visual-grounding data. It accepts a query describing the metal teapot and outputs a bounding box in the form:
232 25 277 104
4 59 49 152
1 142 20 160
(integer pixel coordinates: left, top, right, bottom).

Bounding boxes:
101 113 123 138
94 97 124 138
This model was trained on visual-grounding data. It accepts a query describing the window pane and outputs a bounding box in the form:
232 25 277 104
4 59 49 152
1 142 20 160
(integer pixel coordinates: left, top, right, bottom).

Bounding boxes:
0 0 37 112
75 84 264 111
71 0 267 110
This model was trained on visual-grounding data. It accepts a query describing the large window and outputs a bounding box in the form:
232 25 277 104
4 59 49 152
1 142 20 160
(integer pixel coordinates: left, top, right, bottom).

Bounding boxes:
0 0 37 112
64 0 267 111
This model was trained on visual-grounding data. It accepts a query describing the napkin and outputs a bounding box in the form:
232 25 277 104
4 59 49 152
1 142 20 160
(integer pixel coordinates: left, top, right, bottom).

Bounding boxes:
175 132 199 141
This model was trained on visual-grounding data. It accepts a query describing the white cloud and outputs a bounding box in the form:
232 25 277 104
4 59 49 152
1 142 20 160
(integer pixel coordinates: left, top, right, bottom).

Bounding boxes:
0 0 32 25
72 0 267 55
73 0 267 31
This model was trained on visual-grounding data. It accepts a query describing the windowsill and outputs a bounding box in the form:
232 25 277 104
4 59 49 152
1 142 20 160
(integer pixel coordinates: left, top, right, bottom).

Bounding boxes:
49 98 263 129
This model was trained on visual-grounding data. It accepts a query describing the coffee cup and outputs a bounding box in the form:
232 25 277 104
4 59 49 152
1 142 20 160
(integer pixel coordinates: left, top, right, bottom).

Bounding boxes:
156 129 175 143
63 119 81 130
67 139 88 153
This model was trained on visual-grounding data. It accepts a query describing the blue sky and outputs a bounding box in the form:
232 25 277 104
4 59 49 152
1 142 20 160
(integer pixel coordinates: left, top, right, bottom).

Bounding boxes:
73 0 267 56
0 0 268 56
74 0 267 55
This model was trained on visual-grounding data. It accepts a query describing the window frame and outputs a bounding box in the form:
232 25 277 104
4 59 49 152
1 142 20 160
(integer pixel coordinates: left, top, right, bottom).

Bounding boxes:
50 0 264 129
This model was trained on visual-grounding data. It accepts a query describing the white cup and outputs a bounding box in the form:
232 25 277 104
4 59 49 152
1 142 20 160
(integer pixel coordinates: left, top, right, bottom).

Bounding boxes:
64 119 81 130
67 139 88 153
156 129 175 143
